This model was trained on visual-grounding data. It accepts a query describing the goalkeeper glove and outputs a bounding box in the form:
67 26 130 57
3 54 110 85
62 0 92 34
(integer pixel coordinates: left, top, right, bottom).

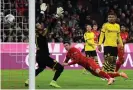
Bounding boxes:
56 7 64 18
40 3 47 14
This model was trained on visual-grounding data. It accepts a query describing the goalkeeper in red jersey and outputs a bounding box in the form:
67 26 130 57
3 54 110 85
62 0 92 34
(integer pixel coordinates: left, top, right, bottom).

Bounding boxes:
62 41 128 85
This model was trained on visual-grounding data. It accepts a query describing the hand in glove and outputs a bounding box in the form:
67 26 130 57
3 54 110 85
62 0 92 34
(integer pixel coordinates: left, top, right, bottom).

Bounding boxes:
56 7 64 18
40 3 47 14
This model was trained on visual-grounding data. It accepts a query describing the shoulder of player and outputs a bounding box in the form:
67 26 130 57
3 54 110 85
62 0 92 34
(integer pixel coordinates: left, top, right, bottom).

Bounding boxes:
102 22 108 26
84 31 93 34
101 23 108 28
84 31 89 34
69 47 81 55
70 47 77 50
115 23 120 27
91 31 95 34
84 32 89 36
114 23 120 25
104 22 120 27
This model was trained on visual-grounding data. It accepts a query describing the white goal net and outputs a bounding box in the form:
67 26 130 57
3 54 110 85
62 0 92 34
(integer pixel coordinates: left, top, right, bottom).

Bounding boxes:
0 0 35 89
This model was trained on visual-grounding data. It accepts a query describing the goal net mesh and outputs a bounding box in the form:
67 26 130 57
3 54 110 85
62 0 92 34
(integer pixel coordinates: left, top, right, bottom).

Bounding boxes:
1 0 29 89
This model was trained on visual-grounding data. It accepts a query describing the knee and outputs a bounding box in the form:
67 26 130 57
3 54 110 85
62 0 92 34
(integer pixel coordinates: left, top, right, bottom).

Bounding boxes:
106 56 116 64
55 64 64 73
58 65 64 73
95 69 100 74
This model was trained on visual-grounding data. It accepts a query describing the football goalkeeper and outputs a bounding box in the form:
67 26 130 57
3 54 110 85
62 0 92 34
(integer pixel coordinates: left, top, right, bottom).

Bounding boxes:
25 3 64 88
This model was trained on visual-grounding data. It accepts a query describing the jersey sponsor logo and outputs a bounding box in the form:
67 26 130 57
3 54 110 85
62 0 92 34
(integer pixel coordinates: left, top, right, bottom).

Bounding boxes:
107 30 118 33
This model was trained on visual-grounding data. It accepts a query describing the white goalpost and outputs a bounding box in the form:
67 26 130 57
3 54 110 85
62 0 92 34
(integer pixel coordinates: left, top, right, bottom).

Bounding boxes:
29 0 35 89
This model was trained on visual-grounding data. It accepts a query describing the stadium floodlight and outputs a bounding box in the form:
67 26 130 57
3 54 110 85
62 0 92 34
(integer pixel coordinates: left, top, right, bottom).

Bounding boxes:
29 0 35 89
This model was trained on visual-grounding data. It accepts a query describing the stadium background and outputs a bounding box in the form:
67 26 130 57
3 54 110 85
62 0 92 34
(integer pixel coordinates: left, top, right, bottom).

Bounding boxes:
1 0 133 89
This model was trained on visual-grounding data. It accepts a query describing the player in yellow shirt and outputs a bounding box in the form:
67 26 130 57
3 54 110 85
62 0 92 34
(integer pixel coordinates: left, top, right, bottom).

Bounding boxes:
82 25 98 74
84 25 98 61
98 12 123 72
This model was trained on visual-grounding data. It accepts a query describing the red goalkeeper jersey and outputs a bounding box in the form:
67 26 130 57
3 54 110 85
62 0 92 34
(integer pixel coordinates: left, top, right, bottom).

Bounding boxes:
64 47 99 69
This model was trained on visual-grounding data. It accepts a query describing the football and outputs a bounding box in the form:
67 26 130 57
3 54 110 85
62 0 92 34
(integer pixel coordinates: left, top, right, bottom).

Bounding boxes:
4 14 15 25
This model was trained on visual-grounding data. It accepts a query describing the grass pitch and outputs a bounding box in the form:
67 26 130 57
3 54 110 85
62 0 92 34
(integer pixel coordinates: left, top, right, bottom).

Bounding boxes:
1 69 133 89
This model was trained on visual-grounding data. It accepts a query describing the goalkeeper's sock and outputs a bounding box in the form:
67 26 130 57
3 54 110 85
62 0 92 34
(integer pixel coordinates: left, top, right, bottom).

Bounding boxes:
53 65 64 81
115 60 122 72
53 71 60 81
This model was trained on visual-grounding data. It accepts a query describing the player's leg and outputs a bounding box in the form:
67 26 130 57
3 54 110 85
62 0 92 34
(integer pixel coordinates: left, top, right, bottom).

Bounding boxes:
53 63 64 80
83 51 99 75
96 69 114 85
103 47 117 72
25 54 46 86
35 54 47 76
47 57 64 88
87 67 128 79
35 62 46 76
92 51 99 65
107 72 128 78
115 47 125 72
87 59 114 85
107 56 117 72
115 60 124 72
82 51 98 74
87 67 114 85
82 51 90 74
86 65 128 79
85 67 100 77
102 55 111 72
88 59 109 79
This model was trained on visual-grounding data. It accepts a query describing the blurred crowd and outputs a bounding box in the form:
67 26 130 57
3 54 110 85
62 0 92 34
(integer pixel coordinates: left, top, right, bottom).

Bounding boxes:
1 0 133 43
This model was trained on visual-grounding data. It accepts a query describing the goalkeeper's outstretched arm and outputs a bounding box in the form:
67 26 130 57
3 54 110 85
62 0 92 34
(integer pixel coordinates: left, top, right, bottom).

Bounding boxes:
37 3 47 23
37 3 64 23
36 3 64 36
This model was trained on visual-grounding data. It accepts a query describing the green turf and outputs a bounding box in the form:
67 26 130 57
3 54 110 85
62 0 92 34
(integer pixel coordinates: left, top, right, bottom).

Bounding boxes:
1 69 133 89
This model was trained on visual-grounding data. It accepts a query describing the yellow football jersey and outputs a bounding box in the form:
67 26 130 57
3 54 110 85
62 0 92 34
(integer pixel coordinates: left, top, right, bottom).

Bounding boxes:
84 31 96 51
99 22 123 47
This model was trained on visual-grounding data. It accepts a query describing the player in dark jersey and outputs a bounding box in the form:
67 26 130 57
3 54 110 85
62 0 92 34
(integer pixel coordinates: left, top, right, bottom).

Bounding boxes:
25 3 64 88
63 41 128 85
